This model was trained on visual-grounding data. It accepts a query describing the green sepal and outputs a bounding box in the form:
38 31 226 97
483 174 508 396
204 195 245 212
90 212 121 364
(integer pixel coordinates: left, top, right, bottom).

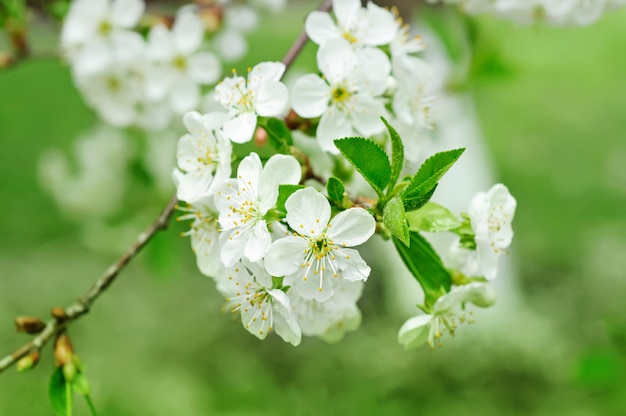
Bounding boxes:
393 231 453 309
72 372 91 396
406 202 463 233
259 117 293 154
275 184 305 213
381 117 404 193
334 137 391 199
383 197 409 246
402 148 465 202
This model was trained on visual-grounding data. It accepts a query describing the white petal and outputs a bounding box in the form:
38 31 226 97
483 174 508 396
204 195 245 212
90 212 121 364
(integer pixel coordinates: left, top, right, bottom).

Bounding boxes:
244 221 272 262
350 97 386 137
169 77 200 114
219 229 246 267
317 37 357 84
173 5 204 54
293 270 334 302
316 109 354 154
264 237 308 277
398 315 433 350
188 52 221 84
285 188 331 238
305 11 341 45
72 38 111 76
291 74 330 118
223 112 257 143
268 289 302 346
147 25 174 61
363 2 397 46
248 62 285 91
334 248 370 281
109 0 144 28
259 154 301 213
256 81 289 117
327 208 375 246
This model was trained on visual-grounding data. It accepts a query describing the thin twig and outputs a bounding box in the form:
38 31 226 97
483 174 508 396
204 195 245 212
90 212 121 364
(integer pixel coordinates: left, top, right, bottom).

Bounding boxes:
0 195 178 374
0 0 333 375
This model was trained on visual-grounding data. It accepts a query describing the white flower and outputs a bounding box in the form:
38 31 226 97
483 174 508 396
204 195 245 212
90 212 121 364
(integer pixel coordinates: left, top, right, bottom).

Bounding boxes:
468 184 517 280
214 62 289 143
305 0 396 48
173 111 232 203
215 152 301 267
146 5 221 114
264 188 375 302
398 282 496 350
288 279 363 342
214 5 258 62
291 37 390 153
177 198 221 277
61 0 145 76
216 261 301 346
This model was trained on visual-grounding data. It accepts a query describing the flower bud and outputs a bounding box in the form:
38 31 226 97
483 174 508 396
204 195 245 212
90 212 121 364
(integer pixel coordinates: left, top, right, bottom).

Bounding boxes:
16 350 40 373
63 362 77 383
254 127 268 147
14 316 46 334
54 333 74 367
51 307 67 321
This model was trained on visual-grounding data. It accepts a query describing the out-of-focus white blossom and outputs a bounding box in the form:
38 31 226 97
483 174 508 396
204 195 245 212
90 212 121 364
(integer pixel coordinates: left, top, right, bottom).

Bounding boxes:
398 282 496 350
146 6 222 114
430 0 625 26
288 279 363 342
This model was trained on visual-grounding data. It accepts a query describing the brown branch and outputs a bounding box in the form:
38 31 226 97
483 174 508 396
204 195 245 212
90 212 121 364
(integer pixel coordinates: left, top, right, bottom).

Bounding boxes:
0 0 332 375
0 195 178 374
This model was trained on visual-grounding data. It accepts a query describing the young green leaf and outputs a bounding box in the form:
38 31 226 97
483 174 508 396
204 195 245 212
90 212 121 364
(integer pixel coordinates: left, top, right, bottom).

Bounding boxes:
403 185 437 212
326 176 345 204
402 148 465 201
334 137 391 198
261 117 293 154
393 231 452 309
275 184 305 213
406 202 463 233
49 367 68 416
383 197 409 246
381 117 404 192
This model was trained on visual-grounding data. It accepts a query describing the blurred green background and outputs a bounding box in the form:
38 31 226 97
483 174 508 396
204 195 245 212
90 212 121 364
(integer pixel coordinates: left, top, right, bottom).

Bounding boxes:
1 3 626 415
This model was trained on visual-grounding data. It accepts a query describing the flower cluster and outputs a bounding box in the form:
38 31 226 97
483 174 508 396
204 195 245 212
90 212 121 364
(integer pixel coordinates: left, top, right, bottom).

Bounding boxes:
60 0 283 130
166 0 519 349
430 0 626 26
398 184 517 350
291 0 435 157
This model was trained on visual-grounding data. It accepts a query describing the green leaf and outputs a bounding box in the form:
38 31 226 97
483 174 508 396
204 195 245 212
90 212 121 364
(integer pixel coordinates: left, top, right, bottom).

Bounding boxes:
383 197 409 246
403 185 437 212
49 367 68 416
381 117 404 192
406 202 462 233
326 177 345 204
72 373 91 396
334 137 391 198
402 148 465 201
393 231 452 309
262 117 293 154
275 184 305 213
